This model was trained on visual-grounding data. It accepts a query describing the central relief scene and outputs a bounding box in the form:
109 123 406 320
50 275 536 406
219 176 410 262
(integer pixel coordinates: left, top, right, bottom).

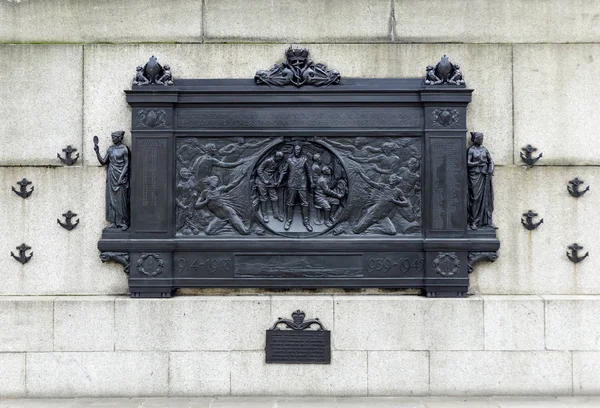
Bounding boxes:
176 137 422 238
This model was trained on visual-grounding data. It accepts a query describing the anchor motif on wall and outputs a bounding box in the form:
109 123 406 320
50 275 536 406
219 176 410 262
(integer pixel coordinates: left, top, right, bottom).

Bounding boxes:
57 210 80 231
520 144 542 167
521 210 543 230
567 178 590 198
12 178 34 198
57 145 79 166
11 243 33 264
567 243 588 264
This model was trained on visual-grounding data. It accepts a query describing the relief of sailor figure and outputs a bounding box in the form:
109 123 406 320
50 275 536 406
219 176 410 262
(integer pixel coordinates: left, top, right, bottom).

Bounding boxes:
256 151 285 223
314 165 346 227
280 144 313 232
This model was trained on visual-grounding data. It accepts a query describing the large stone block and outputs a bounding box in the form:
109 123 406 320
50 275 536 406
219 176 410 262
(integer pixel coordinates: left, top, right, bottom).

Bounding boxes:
573 352 600 395
334 296 483 351
84 43 512 166
204 0 391 42
54 297 116 351
470 166 600 295
169 352 231 396
483 296 545 350
514 44 600 165
394 0 600 43
0 167 128 295
367 351 429 396
230 351 367 396
430 351 572 395
0 45 82 166
26 352 168 397
0 353 26 398
0 297 54 352
115 297 270 351
545 296 600 350
0 1 202 43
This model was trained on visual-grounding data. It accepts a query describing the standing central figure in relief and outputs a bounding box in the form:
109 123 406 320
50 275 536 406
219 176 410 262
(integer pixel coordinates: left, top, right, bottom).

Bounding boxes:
280 144 313 232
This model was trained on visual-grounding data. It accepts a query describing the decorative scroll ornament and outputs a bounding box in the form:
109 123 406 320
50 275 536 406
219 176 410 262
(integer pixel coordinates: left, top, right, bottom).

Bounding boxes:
57 210 79 231
269 310 326 331
568 178 589 198
432 108 459 127
567 243 588 264
137 253 165 277
521 210 543 231
137 109 167 128
11 243 33 265
12 178 34 199
133 55 173 86
433 252 460 277
520 144 542 167
100 252 130 274
467 252 498 273
255 47 341 87
424 55 465 86
57 145 79 166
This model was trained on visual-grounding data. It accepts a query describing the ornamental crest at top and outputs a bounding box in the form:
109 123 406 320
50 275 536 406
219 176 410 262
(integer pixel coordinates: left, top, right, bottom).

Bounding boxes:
255 46 341 87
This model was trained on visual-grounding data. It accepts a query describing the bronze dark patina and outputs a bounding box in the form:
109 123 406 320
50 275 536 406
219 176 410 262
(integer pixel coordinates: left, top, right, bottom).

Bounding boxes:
521 210 543 231
567 243 588 264
12 178 33 198
58 210 79 231
97 50 499 298
57 145 79 166
266 310 330 364
568 178 589 198
133 56 173 86
521 144 542 167
425 55 465 86
11 243 33 265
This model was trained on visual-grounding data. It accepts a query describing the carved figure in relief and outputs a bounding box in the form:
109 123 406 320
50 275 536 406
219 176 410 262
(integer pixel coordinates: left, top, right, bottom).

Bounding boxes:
280 145 313 231
256 151 285 223
190 143 247 182
218 137 272 156
425 65 442 85
314 166 346 227
175 168 200 235
467 132 495 230
347 142 402 181
94 131 130 231
352 169 412 236
157 64 173 86
448 64 465 85
133 66 150 86
194 171 250 235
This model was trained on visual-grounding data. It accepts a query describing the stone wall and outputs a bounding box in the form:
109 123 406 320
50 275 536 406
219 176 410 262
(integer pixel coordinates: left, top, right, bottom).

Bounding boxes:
1 0 599 397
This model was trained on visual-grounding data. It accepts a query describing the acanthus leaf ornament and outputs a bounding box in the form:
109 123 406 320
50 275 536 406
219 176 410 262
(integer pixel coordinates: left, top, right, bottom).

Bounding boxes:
57 145 79 166
133 56 173 86
520 144 542 167
100 252 130 274
424 55 465 86
567 243 589 264
568 178 590 198
467 252 498 274
11 243 33 265
255 46 341 88
521 210 543 231
57 210 80 231
12 178 34 199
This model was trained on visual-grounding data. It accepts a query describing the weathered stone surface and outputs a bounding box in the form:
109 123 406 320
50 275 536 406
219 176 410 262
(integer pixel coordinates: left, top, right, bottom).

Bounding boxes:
0 1 202 43
334 296 483 351
83 43 512 165
470 166 600 295
573 352 600 395
169 352 231 396
430 351 572 395
26 352 169 397
367 351 429 396
54 296 116 351
115 297 270 351
204 0 391 43
514 44 600 165
394 0 600 43
230 351 367 396
0 45 82 166
0 297 54 352
483 296 545 350
545 296 600 350
0 166 127 295
0 353 26 398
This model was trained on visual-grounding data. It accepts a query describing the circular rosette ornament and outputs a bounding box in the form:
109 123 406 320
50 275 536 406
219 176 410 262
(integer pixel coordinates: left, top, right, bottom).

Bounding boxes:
433 252 461 277
137 253 165 277
251 141 348 237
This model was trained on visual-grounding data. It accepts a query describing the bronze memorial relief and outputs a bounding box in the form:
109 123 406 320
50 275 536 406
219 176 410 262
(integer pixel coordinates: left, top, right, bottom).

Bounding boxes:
97 49 500 298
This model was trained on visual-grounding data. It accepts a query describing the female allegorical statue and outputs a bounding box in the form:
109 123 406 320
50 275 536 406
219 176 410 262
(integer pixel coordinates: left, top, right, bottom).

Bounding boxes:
94 131 130 231
467 132 495 230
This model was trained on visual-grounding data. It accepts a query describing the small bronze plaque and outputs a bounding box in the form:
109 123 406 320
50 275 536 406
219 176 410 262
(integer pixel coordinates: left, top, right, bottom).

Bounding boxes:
266 310 331 364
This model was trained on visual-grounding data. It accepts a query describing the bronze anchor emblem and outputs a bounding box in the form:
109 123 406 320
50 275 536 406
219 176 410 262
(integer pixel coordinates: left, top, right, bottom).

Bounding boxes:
57 145 79 166
521 210 543 230
520 144 542 167
567 243 589 264
12 178 34 198
567 178 590 198
11 243 33 264
58 210 80 231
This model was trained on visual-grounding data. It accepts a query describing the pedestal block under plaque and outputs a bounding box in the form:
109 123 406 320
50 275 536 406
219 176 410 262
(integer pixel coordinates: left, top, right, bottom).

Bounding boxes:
97 51 499 298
